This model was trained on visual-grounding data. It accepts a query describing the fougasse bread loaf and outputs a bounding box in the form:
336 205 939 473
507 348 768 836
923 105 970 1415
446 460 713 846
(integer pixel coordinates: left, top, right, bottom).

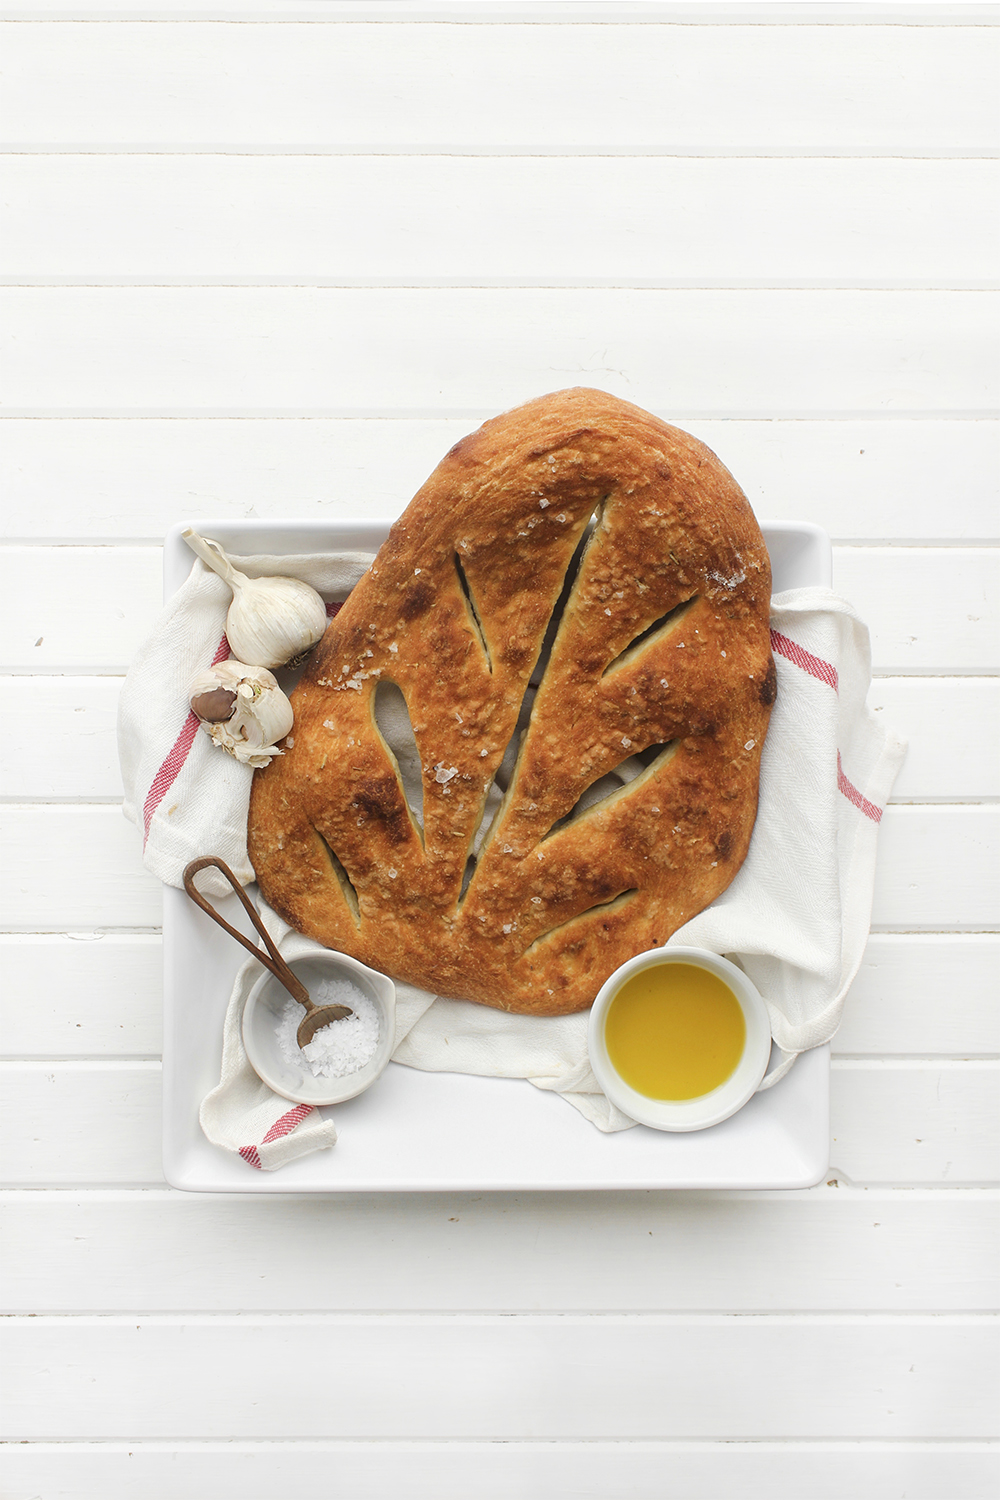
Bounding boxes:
248 388 775 1017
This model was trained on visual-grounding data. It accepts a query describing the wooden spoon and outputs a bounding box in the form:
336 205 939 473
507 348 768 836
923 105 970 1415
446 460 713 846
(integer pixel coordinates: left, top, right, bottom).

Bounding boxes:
182 856 352 1047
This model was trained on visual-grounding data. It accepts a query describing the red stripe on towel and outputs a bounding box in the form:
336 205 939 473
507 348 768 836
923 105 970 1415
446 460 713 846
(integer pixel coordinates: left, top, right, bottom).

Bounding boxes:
238 1106 312 1170
261 1104 313 1144
837 751 883 824
142 634 230 845
770 629 882 823
770 628 839 692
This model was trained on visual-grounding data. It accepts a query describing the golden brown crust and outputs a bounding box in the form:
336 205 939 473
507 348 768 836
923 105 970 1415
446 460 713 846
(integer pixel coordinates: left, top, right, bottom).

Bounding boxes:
248 389 774 1016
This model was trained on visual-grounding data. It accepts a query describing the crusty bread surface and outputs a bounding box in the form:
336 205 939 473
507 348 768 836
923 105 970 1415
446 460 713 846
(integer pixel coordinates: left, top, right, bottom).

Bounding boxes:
248 388 775 1016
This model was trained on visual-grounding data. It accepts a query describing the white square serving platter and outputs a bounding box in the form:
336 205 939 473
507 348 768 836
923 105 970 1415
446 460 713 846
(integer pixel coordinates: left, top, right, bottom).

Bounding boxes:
162 518 832 1192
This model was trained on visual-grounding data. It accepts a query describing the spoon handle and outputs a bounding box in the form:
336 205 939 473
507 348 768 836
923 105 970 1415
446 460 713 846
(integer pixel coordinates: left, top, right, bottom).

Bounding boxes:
182 856 311 1007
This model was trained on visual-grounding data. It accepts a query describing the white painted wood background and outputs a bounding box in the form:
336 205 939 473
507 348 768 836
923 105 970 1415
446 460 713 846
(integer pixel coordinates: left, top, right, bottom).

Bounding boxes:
1 2 997 1496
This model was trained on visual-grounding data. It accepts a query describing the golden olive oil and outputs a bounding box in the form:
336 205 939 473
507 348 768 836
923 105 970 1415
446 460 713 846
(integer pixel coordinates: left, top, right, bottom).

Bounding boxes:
604 963 746 1100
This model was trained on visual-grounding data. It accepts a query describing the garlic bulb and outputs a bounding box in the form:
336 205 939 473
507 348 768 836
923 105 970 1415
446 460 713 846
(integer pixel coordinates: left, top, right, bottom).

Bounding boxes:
188 660 294 769
182 528 328 669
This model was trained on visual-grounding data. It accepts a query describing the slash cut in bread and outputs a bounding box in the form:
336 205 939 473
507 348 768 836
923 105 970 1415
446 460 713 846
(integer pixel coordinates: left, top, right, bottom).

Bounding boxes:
248 389 775 1016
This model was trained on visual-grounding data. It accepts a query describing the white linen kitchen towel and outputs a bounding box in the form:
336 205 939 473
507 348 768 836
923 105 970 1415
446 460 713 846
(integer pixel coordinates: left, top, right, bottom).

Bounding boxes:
120 558 905 1165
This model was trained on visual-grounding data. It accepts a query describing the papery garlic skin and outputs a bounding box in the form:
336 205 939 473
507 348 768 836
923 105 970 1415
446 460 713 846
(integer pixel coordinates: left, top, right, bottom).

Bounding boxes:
187 660 294 769
182 528 328 669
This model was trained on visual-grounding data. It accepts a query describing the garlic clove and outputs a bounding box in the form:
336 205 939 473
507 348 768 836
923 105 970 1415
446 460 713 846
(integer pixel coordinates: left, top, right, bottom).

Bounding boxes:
182 528 328 669
187 659 294 768
190 686 238 723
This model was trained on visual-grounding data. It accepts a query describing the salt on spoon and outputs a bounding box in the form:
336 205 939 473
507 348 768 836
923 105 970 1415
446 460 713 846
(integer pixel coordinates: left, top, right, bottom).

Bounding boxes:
182 856 353 1047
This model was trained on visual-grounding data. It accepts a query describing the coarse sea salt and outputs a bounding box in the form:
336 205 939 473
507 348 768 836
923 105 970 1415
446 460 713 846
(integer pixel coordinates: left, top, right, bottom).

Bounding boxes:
275 976 381 1079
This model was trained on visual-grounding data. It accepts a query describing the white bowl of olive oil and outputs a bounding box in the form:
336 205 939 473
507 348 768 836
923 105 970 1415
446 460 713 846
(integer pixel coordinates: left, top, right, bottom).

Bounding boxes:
588 947 772 1132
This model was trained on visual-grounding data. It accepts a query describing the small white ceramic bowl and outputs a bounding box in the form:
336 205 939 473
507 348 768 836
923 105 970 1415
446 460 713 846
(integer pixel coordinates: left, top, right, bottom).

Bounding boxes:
242 949 396 1107
588 946 772 1132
